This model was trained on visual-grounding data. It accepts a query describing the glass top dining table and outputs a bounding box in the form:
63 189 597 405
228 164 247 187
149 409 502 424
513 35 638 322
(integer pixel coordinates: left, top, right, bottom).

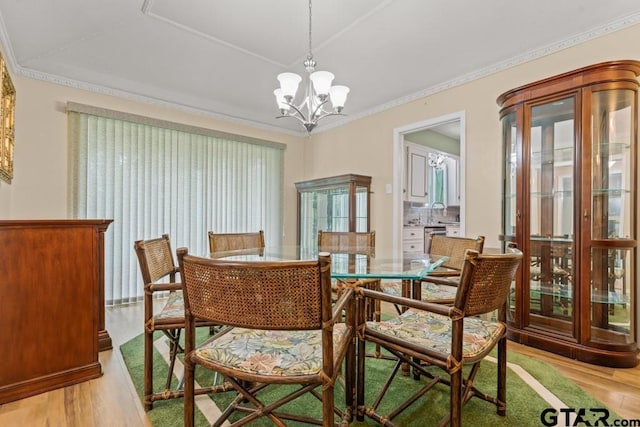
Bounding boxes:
208 246 448 283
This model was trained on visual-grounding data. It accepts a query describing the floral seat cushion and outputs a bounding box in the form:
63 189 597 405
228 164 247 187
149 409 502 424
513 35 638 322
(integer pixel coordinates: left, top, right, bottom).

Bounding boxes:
154 290 185 321
380 281 458 302
421 281 457 301
366 308 505 362
194 324 348 377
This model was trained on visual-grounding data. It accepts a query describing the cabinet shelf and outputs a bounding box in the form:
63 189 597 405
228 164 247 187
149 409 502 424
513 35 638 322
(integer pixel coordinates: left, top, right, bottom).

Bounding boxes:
592 188 631 196
530 190 574 197
596 142 630 155
531 146 574 163
529 286 628 305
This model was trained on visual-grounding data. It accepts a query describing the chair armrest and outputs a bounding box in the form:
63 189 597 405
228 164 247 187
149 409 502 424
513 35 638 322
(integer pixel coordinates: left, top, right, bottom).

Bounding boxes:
421 276 459 287
146 282 183 293
428 268 460 278
332 287 354 323
359 286 453 317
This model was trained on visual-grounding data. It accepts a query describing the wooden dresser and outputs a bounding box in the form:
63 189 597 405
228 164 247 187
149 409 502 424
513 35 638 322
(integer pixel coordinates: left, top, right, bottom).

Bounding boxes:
0 219 112 404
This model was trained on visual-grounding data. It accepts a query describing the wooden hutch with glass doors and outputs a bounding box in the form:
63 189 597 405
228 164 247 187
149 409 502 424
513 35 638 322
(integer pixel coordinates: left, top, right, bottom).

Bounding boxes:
498 60 639 367
295 174 371 256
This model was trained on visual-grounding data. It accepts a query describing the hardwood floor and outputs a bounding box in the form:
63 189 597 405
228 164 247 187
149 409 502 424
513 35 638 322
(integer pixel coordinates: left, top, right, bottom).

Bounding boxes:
508 342 640 419
0 301 638 426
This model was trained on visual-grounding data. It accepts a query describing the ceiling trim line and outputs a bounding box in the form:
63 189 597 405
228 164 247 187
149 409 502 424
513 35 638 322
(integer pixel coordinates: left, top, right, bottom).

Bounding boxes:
310 11 640 134
141 0 287 68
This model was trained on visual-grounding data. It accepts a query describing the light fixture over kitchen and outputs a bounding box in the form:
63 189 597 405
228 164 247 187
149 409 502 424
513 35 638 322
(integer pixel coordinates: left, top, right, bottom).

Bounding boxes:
273 0 350 133
428 153 447 169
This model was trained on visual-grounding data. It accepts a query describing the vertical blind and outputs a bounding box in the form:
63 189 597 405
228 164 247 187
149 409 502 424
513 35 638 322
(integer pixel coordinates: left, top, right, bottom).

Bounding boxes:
68 105 284 305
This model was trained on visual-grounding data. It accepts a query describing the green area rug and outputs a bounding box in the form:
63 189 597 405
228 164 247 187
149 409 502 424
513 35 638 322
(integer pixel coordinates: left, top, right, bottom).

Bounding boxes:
120 330 615 426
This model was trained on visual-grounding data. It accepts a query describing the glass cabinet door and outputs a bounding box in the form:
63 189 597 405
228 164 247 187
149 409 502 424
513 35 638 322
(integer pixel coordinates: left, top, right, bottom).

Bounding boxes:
299 187 352 253
296 174 371 254
589 89 636 345
501 111 518 322
527 96 576 337
355 184 369 232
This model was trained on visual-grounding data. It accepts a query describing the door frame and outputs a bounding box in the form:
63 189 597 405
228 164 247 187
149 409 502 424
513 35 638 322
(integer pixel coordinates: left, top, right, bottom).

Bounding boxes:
392 111 466 257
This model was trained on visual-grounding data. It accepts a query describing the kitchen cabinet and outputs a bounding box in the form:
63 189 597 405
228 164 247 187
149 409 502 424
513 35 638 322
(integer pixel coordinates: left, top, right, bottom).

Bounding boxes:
405 144 428 203
445 224 460 237
498 60 639 367
402 226 424 252
296 174 371 255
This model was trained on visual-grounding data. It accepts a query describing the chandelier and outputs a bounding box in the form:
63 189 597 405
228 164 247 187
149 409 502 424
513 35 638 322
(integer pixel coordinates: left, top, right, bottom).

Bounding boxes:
273 0 350 133
428 153 447 169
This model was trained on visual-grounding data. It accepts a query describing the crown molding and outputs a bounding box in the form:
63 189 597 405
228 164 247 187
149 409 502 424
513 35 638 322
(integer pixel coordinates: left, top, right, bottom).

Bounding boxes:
314 11 640 134
0 8 639 138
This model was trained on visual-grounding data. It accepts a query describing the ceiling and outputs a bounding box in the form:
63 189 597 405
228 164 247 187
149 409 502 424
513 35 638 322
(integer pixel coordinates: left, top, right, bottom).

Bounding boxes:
1 1 640 136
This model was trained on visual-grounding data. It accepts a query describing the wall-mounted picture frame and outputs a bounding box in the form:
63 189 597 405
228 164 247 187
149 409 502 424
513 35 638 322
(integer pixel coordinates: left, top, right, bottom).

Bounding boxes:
0 51 15 184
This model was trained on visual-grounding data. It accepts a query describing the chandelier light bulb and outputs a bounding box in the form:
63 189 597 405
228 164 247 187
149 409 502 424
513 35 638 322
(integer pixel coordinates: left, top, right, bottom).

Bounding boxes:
329 85 350 111
273 89 290 112
277 72 302 99
310 71 334 98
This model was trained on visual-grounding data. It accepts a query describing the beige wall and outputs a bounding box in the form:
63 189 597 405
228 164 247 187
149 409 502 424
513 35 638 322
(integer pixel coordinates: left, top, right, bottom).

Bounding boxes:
307 23 640 253
1 23 640 251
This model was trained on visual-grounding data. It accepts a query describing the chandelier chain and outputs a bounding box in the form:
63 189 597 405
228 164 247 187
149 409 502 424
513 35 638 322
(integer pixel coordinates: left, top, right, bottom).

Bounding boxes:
307 0 313 60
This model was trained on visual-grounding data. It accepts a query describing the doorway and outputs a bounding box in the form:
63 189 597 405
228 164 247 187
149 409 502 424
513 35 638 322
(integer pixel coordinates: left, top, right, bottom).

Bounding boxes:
392 111 466 257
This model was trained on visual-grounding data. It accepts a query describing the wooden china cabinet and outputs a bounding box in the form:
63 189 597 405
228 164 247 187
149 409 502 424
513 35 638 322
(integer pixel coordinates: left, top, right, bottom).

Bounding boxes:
498 60 639 367
295 174 371 255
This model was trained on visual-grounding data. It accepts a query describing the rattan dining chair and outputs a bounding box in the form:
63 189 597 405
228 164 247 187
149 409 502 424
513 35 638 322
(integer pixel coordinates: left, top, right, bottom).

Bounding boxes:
178 248 356 427
207 230 265 253
134 234 223 411
318 230 379 320
380 234 485 305
419 233 485 302
355 246 522 427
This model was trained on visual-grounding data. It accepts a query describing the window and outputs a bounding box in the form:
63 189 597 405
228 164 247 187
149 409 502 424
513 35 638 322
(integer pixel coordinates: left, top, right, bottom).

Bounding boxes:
68 103 284 304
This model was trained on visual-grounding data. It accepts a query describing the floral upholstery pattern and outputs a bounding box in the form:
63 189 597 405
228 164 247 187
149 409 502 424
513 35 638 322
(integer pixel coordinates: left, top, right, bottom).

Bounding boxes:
380 281 458 302
366 308 505 361
380 281 402 296
155 290 184 321
421 282 457 301
194 324 348 377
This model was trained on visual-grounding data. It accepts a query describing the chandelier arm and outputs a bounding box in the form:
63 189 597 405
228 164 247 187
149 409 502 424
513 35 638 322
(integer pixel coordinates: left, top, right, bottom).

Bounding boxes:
314 111 345 123
309 98 331 120
276 112 308 126
283 102 308 122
